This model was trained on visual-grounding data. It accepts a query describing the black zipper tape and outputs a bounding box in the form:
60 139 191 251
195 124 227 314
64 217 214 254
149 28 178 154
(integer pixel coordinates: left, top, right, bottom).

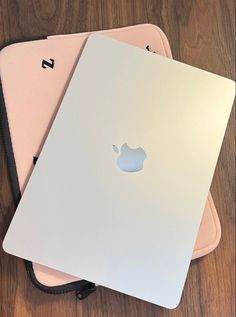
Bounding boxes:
0 77 21 204
0 36 95 297
25 260 96 296
0 36 46 50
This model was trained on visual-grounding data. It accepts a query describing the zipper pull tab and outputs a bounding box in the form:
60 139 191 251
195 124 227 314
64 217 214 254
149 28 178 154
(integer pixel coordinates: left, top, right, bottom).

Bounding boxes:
76 283 96 300
33 156 38 165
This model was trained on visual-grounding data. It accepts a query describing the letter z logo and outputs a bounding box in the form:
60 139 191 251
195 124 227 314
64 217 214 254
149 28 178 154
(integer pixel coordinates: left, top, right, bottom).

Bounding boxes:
41 58 54 69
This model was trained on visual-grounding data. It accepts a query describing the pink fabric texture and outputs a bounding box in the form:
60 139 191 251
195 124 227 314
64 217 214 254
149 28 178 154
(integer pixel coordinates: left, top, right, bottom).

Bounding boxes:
0 24 221 286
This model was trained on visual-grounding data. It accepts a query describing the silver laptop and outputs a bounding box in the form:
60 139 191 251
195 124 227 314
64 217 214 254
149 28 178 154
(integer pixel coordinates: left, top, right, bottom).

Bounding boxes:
3 34 235 308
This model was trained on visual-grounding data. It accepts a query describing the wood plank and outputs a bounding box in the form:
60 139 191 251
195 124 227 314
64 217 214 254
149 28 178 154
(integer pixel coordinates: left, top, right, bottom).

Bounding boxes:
0 1 235 316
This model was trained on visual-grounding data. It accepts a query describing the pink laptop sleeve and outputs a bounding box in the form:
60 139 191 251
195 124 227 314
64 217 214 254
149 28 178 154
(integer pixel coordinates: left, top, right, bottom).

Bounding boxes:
0 24 221 296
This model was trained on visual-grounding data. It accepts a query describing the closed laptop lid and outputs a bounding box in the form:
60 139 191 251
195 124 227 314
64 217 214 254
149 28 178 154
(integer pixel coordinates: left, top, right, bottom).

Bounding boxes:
3 34 235 308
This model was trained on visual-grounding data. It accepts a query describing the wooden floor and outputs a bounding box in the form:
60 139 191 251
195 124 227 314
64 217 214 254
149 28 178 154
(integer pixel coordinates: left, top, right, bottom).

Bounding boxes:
0 1 235 316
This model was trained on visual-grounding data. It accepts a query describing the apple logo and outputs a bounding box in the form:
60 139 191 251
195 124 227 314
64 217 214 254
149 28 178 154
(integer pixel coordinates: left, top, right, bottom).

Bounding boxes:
112 143 146 172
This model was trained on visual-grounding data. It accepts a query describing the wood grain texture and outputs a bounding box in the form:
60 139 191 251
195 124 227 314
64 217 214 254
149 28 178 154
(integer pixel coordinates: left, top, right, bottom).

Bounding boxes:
0 1 235 316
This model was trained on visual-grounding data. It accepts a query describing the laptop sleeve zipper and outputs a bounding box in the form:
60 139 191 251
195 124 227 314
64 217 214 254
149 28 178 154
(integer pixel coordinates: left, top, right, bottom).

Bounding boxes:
0 37 96 298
